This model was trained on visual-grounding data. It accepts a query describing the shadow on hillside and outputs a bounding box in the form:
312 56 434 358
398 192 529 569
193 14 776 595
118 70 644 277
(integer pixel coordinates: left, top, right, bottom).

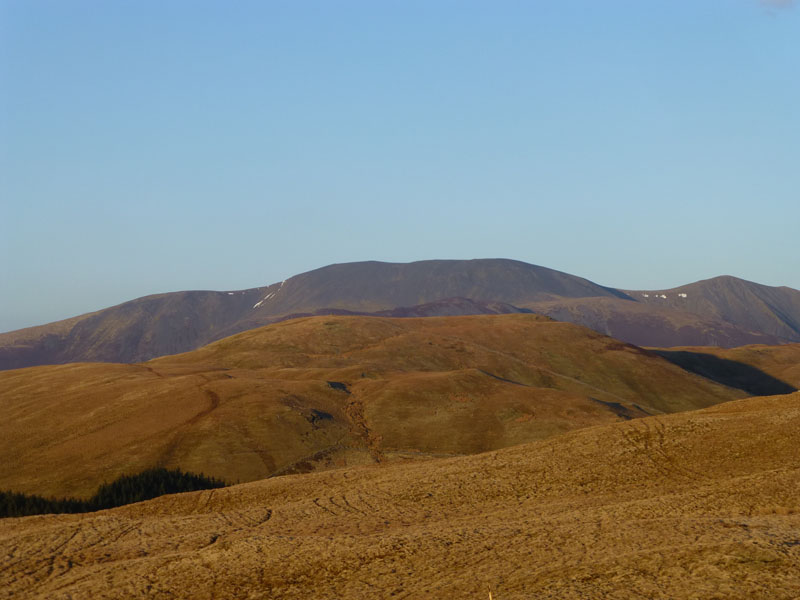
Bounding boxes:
652 350 797 397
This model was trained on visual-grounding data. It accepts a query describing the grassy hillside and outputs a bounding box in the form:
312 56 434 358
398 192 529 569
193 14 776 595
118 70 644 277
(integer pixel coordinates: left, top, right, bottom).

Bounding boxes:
2 391 797 598
0 314 745 499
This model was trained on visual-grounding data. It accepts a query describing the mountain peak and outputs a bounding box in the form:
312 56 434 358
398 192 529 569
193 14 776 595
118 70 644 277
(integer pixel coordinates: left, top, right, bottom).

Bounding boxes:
1 259 798 369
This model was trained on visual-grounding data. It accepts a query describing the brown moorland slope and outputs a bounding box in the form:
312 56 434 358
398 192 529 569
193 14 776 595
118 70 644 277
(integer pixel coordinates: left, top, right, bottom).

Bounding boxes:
2 392 798 599
0 314 747 499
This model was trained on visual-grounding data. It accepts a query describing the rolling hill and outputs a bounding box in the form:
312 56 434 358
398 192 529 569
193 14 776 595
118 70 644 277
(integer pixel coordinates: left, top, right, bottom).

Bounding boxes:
1 259 798 370
2 391 798 598
0 314 748 500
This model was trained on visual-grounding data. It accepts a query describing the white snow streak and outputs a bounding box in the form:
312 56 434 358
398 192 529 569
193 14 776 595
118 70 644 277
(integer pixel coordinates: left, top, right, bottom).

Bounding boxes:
252 280 287 309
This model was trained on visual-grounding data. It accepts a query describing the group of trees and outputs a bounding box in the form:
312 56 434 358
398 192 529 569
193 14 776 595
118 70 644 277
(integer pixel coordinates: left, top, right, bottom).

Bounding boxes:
1 468 226 518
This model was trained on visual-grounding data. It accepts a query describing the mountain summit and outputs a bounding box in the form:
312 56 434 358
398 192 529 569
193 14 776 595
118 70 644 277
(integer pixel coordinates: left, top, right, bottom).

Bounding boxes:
1 259 798 369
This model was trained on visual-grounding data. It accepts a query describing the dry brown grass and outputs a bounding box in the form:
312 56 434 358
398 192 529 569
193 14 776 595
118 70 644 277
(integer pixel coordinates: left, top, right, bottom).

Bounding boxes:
1 391 798 598
0 314 746 499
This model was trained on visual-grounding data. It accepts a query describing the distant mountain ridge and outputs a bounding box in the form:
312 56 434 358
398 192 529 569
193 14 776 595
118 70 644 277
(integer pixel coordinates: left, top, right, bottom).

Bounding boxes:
1 259 798 369
623 275 800 342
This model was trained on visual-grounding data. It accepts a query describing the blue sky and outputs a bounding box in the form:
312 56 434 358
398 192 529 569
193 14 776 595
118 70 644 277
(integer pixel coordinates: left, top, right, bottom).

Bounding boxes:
1 0 799 332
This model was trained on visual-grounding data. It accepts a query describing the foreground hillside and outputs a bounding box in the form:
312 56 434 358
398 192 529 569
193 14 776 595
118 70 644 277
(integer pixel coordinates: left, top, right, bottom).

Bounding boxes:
3 259 798 370
0 314 746 499
2 392 798 599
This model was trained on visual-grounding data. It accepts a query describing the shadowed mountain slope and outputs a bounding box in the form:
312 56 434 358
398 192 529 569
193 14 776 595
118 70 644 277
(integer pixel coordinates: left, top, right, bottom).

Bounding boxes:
525 296 785 348
0 288 265 369
2 391 798 599
625 275 800 342
0 259 628 369
251 297 532 323
2 260 799 370
0 314 746 499
651 350 798 397
653 342 800 392
245 258 630 316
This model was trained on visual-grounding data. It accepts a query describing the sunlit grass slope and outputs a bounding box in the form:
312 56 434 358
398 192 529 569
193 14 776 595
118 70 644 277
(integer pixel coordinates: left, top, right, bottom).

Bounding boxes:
0 314 745 499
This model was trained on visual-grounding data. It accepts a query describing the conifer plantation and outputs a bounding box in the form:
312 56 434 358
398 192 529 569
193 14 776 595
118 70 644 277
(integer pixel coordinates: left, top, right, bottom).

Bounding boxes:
0 468 226 518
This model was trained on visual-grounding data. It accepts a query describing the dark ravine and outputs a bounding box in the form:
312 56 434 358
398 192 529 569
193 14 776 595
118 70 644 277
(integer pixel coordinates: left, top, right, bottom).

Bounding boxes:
1 259 799 369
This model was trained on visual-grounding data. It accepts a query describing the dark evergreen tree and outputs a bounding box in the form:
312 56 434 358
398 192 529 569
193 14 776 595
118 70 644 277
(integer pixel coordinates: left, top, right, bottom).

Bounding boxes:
90 468 225 510
0 468 226 518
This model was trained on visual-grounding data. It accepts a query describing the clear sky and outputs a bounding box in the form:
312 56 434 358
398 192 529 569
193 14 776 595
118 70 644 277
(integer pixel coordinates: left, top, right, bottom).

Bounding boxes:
2 0 799 333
